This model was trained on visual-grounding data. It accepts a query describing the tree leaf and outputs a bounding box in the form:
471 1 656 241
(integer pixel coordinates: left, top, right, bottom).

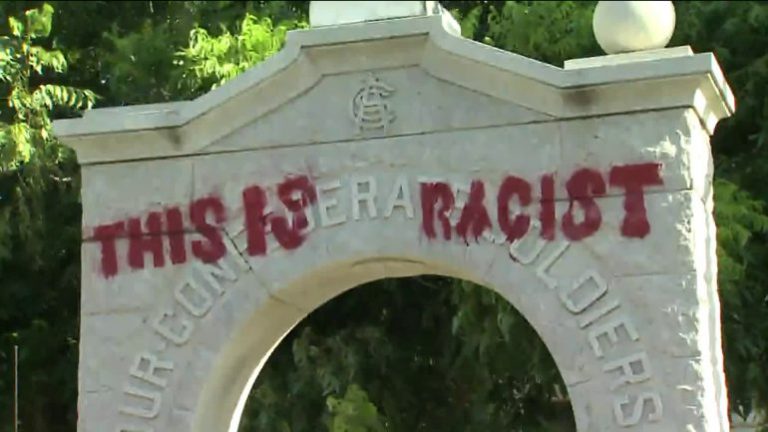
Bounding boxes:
25 3 55 38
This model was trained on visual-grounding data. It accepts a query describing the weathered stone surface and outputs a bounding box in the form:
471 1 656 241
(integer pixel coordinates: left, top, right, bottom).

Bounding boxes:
79 108 711 235
203 67 554 152
55 7 734 432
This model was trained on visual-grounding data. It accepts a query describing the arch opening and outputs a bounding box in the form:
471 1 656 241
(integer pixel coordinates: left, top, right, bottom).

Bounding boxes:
229 275 576 432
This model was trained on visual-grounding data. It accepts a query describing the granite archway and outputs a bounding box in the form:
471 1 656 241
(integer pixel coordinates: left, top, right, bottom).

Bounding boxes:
54 6 734 432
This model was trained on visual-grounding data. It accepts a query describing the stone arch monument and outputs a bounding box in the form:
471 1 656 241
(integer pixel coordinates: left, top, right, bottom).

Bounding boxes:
54 2 736 431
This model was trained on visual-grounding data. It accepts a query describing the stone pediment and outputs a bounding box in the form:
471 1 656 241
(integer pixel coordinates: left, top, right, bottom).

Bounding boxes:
53 13 733 165
203 65 553 153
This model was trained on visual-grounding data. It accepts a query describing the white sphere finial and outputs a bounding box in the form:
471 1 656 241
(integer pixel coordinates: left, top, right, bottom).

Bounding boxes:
593 1 676 55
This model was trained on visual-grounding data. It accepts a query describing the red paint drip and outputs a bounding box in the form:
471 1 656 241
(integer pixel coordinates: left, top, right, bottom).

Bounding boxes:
242 185 269 256
271 175 318 250
189 196 227 263
609 163 664 238
165 206 187 265
497 175 532 242
420 182 455 240
93 221 125 278
89 163 666 279
562 168 606 241
539 174 556 240
456 180 493 242
127 212 165 269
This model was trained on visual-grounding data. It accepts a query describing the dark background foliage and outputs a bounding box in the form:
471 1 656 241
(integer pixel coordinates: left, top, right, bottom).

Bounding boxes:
1 1 767 430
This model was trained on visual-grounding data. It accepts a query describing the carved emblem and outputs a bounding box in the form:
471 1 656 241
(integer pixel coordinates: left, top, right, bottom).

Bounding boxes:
351 73 395 132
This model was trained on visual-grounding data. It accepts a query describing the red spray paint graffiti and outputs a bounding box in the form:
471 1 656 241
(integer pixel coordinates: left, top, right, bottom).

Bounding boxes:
91 163 664 278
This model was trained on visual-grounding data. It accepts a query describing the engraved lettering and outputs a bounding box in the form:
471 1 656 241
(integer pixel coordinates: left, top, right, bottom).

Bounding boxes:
559 270 608 314
613 392 663 426
509 221 547 265
351 73 395 131
175 278 214 317
535 241 569 289
120 385 161 419
194 259 237 296
578 299 621 329
351 176 378 220
588 315 641 358
129 353 174 388
603 352 653 390
152 309 193 346
384 174 414 219
317 179 346 227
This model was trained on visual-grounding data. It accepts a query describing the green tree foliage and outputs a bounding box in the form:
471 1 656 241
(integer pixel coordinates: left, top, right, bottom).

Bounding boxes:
670 2 768 420
0 3 95 431
239 279 572 432
714 176 768 419
0 3 95 169
325 385 387 432
94 1 308 104
485 1 601 64
175 13 305 97
1 2 768 431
